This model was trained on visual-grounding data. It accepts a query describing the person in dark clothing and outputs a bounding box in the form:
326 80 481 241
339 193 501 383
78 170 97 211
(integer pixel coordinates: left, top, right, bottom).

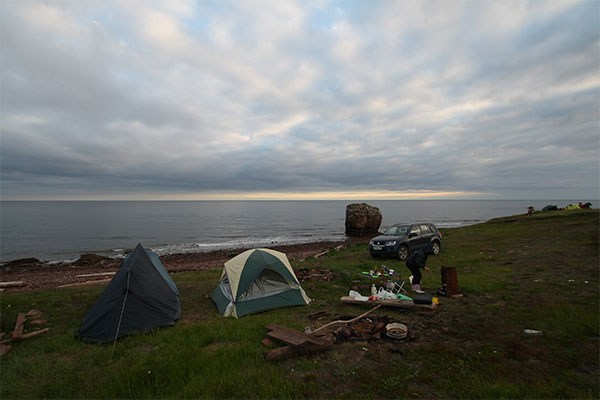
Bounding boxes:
405 242 434 293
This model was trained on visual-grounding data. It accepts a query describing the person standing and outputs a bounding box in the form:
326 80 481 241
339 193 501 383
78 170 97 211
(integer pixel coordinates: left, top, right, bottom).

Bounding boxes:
405 242 434 293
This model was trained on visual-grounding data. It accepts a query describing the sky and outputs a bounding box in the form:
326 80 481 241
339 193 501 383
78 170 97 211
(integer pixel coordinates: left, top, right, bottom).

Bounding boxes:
1 0 599 201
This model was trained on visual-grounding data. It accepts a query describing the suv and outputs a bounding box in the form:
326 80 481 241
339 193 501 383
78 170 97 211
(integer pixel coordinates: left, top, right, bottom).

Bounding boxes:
369 223 442 260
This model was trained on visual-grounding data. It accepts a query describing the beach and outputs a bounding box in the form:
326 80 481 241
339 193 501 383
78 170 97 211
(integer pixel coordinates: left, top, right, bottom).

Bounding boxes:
0 238 367 291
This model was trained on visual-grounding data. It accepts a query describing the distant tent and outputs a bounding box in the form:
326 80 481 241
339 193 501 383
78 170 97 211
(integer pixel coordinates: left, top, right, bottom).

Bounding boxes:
542 205 558 212
565 204 581 210
210 248 310 318
76 243 181 343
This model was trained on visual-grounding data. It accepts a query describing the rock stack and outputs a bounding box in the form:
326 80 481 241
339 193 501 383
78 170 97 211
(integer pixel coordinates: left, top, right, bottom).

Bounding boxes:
344 203 382 236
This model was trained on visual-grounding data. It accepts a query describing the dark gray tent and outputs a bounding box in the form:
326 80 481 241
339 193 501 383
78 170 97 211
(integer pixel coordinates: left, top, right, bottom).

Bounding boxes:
76 243 181 343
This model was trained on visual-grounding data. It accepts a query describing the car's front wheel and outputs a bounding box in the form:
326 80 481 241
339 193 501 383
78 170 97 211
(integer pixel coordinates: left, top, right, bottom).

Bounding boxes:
431 240 441 255
397 244 409 261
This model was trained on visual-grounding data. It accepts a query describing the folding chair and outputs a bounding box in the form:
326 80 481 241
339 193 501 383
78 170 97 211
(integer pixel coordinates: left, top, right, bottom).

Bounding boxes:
389 280 407 294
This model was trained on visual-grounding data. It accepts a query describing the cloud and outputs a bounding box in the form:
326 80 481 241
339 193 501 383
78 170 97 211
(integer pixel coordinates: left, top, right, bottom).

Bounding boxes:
1 0 598 200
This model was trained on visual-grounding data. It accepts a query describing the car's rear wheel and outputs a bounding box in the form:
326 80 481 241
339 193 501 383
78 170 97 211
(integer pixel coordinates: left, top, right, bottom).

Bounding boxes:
397 245 409 261
431 240 441 255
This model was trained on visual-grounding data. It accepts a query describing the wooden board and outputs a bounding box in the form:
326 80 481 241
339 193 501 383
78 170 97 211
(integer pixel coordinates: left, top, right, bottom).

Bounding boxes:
265 324 327 347
340 296 437 310
11 313 27 339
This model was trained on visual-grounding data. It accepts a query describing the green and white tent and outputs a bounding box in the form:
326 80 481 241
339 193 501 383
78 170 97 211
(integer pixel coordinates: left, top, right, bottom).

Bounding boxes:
210 248 311 318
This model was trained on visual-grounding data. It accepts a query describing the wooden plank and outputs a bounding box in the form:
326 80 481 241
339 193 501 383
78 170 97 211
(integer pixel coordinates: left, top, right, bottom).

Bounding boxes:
11 313 27 339
340 296 437 310
265 325 327 347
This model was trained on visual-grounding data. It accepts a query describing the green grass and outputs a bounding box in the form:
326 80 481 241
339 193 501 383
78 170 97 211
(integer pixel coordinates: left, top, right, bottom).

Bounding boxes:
1 209 598 399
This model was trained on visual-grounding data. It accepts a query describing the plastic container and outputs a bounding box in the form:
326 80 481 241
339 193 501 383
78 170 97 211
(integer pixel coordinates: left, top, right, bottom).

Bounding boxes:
386 323 408 339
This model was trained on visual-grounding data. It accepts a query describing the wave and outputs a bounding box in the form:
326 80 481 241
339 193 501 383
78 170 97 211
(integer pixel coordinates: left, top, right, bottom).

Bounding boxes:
150 234 347 256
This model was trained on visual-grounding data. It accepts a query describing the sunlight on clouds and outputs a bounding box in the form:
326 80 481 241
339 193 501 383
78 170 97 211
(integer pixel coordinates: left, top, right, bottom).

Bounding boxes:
139 10 190 50
435 100 495 121
254 113 309 138
19 3 77 36
139 190 486 201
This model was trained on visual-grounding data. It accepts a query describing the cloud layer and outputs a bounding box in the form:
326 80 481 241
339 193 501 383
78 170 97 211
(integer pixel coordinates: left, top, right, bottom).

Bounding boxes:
1 0 599 200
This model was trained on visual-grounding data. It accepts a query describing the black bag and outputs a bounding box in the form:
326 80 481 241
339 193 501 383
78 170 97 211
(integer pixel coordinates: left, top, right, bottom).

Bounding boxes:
412 293 433 305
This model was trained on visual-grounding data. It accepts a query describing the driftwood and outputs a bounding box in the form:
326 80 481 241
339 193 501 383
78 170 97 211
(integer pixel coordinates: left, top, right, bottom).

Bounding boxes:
0 281 26 288
314 244 345 258
12 328 49 341
308 304 382 334
340 296 437 310
75 272 116 278
58 278 112 288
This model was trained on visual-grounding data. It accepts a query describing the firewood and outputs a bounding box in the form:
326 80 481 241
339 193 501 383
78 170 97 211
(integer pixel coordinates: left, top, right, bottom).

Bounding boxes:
11 313 26 339
13 328 49 340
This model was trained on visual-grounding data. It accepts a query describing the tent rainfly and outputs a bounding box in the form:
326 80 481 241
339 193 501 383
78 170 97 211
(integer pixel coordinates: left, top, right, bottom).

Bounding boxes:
210 248 310 318
76 243 181 343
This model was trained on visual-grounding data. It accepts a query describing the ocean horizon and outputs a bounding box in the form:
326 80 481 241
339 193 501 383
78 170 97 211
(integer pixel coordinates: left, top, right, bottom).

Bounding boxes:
1 199 594 262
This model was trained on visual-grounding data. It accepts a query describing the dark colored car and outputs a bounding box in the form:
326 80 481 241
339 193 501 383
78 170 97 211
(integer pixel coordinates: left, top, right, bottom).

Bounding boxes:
369 223 442 260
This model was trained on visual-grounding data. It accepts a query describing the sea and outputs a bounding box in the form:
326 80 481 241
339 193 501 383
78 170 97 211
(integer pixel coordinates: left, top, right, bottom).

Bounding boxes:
0 199 593 262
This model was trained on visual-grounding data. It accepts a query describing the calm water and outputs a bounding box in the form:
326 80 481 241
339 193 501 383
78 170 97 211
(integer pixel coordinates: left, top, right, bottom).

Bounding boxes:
0 200 590 262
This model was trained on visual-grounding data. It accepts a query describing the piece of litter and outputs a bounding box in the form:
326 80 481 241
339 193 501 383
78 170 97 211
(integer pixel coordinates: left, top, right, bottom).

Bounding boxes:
362 347 368 351
568 279 575 282
584 281 589 284
524 329 542 336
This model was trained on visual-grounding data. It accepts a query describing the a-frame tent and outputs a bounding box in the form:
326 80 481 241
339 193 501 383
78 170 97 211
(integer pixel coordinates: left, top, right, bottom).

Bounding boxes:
76 243 181 343
210 248 310 318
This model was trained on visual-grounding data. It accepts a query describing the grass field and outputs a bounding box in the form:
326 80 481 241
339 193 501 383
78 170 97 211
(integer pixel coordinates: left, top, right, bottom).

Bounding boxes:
1 209 598 399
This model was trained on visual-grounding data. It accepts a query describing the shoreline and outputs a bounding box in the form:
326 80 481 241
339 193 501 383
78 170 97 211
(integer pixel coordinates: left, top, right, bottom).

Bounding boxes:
0 237 369 292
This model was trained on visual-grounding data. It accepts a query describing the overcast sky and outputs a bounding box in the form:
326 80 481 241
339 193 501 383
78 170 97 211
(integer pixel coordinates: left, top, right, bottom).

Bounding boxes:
1 0 598 200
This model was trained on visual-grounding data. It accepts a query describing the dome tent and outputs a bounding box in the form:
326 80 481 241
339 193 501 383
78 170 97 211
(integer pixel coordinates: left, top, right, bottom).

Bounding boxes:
76 243 181 343
210 248 310 318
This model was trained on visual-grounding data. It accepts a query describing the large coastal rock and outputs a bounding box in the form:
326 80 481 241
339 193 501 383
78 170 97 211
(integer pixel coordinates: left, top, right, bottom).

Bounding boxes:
345 203 382 236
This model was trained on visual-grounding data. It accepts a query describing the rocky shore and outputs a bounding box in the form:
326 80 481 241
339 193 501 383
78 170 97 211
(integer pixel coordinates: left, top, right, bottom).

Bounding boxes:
0 238 368 291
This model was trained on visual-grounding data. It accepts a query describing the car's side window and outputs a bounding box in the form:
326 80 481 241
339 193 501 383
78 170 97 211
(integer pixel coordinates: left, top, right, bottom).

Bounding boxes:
420 225 430 234
410 226 421 235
